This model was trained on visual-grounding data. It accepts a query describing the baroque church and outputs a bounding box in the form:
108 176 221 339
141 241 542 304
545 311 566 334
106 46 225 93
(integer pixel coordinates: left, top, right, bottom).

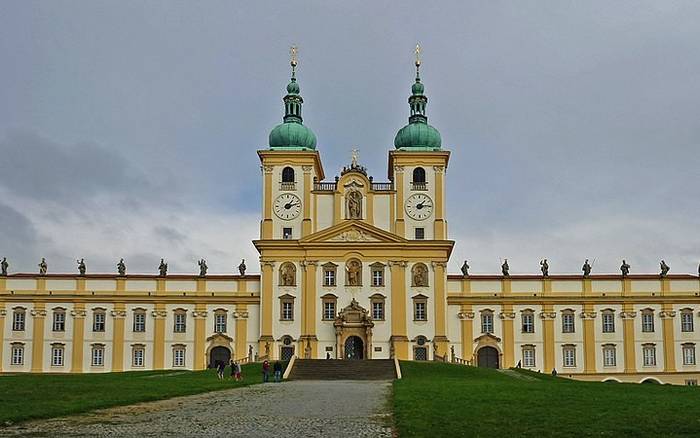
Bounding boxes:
1 49 700 385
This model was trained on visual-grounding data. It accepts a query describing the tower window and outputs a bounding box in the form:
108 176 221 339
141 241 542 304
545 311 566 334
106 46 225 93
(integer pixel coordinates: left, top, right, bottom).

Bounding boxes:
414 228 425 240
283 228 293 240
411 167 427 190
281 167 296 190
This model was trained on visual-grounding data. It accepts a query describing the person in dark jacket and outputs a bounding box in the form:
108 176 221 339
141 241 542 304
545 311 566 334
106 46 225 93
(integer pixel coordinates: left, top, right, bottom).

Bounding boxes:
262 360 270 382
273 361 283 382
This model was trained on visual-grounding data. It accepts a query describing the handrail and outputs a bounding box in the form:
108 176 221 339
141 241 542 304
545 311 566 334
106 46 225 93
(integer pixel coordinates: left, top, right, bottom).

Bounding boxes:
394 357 402 379
282 355 296 380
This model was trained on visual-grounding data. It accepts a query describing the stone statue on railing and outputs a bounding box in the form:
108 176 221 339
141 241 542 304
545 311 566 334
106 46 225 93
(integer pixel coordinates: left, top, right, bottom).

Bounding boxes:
660 260 670 277
198 258 208 277
1 257 8 276
158 258 168 277
540 259 549 277
460 260 470 277
117 258 126 276
620 259 630 277
248 345 253 362
501 259 510 277
582 259 592 277
77 258 86 276
38 258 48 275
238 259 247 276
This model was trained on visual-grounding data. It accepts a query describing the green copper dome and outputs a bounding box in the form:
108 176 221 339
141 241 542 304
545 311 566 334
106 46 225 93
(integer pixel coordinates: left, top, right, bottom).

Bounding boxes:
394 60 441 151
268 59 317 151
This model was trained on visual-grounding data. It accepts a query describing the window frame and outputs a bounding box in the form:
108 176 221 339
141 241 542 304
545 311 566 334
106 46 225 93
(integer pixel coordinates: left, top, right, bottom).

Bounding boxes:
10 343 24 365
642 344 656 367
214 310 227 333
414 227 425 240
12 308 26 332
91 344 105 367
321 294 337 321
173 310 187 333
51 344 65 367
641 309 655 333
52 308 66 332
413 295 428 322
561 310 575 334
481 310 494 334
522 344 536 368
562 345 576 368
322 262 337 287
173 345 186 367
133 309 147 333
370 262 386 287
279 295 295 321
521 310 535 334
602 310 615 333
681 309 694 333
370 294 386 321
602 344 616 367
132 344 145 368
682 343 696 366
92 309 106 332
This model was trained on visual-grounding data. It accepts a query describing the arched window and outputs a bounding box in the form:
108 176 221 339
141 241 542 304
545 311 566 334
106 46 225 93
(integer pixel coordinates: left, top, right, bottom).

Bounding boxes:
521 309 535 333
282 167 295 183
481 310 494 334
414 336 428 360
411 167 427 190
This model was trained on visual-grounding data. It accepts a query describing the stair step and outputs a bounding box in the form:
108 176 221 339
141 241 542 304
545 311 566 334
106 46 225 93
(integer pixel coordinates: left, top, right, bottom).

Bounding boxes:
288 359 396 381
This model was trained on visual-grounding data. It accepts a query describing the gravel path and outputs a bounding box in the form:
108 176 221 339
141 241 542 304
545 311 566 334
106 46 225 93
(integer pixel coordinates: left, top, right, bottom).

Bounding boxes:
1 380 394 437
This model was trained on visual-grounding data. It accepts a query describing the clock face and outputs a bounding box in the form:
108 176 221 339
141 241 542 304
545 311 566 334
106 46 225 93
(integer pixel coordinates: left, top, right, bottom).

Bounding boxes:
405 194 434 220
274 193 302 220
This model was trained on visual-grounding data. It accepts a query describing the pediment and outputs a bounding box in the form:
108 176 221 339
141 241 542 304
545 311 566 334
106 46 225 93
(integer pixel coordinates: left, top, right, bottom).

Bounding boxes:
474 333 501 343
299 220 407 244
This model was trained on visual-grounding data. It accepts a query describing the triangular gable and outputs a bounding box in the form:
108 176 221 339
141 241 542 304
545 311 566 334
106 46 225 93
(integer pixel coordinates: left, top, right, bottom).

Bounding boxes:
299 220 407 244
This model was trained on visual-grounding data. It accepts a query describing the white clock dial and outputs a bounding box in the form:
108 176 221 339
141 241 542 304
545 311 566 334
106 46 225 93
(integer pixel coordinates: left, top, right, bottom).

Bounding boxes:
273 193 302 220
405 194 434 220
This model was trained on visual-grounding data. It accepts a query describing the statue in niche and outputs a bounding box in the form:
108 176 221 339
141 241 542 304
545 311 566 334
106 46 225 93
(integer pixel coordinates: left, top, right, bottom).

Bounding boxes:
238 259 247 276
38 258 48 276
460 260 470 277
501 259 510 277
1 257 8 276
582 259 592 277
77 258 86 276
158 258 168 277
265 342 270 357
248 345 253 360
198 259 208 277
346 190 362 219
412 264 429 287
540 259 549 277
346 259 362 286
620 259 630 277
117 258 126 276
660 260 670 277
280 263 296 286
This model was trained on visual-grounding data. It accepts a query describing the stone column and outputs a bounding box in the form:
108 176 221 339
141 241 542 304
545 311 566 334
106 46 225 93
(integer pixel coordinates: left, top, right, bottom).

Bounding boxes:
30 304 47 373
389 260 409 359
70 304 86 373
499 305 515 369
581 305 597 374
110 304 126 372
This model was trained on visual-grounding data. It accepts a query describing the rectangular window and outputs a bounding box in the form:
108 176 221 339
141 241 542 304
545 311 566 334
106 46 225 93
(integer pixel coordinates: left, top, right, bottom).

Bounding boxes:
53 312 66 332
481 313 494 333
324 269 336 287
372 269 384 287
563 346 576 367
283 227 293 240
372 301 385 320
11 345 23 365
414 301 427 321
681 312 694 332
51 346 64 367
215 313 227 333
522 347 535 367
282 301 294 321
414 227 425 240
602 313 615 333
132 348 144 367
174 313 187 333
642 313 654 332
683 345 696 366
173 348 186 367
13 312 25 331
603 346 616 367
323 301 336 320
643 345 656 366
133 313 146 332
522 313 534 333
93 312 105 332
92 346 104 366
562 313 575 333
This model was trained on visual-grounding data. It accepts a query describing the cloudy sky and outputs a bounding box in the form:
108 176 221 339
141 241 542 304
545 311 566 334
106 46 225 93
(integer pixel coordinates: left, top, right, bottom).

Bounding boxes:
0 1 698 276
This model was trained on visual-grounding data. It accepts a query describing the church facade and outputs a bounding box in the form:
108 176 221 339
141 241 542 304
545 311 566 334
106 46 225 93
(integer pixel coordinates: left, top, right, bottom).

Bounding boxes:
1 54 699 385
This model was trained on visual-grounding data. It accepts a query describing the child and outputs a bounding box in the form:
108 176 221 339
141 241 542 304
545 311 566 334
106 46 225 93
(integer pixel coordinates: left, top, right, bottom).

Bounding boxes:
235 361 242 381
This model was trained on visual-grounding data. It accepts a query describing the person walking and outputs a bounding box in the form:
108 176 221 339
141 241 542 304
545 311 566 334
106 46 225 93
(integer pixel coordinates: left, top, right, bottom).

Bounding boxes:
273 361 283 382
229 360 236 380
216 361 225 380
262 360 270 383
235 361 242 381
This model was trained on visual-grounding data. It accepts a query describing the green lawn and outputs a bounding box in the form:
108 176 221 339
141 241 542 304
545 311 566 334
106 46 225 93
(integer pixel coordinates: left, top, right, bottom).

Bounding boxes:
0 363 271 424
394 362 700 437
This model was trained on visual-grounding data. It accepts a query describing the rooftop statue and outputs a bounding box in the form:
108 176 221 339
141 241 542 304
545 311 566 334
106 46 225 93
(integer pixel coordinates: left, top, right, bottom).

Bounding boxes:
238 259 247 276
540 259 549 277
582 259 592 277
38 258 47 275
77 258 86 276
117 258 126 276
660 260 670 277
158 258 168 277
198 258 208 277
0 257 8 276
501 259 510 277
460 260 469 277
620 259 630 277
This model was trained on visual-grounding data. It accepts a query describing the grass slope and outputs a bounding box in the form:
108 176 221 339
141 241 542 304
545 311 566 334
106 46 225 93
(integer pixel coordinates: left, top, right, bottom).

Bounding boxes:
0 363 270 425
394 362 700 437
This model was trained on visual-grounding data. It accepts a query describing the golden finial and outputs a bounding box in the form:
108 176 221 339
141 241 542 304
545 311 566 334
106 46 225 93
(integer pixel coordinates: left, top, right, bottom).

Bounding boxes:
290 45 298 68
414 43 421 67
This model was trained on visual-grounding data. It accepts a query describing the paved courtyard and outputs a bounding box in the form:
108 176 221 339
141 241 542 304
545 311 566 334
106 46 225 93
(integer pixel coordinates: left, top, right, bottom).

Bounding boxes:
0 380 394 437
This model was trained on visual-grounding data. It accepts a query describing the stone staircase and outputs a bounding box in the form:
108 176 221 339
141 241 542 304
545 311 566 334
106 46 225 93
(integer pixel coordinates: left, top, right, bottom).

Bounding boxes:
288 359 397 380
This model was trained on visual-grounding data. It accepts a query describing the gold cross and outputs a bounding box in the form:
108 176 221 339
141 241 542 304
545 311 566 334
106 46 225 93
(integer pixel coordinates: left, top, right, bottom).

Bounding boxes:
415 43 421 66
290 45 298 66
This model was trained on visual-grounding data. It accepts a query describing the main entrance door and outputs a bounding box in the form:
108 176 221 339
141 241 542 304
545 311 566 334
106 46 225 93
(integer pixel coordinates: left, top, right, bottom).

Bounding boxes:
344 336 364 360
210 346 231 369
477 346 499 368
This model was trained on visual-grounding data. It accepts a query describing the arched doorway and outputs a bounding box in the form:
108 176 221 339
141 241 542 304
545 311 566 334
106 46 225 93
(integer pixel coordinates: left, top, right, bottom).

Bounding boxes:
209 346 231 369
344 336 364 360
477 346 499 368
